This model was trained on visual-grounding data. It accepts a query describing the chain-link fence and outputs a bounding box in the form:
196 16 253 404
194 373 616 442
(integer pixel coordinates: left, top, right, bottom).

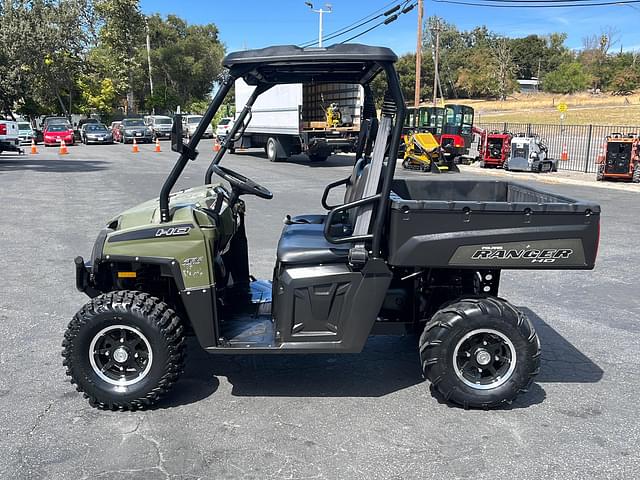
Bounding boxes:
474 122 640 173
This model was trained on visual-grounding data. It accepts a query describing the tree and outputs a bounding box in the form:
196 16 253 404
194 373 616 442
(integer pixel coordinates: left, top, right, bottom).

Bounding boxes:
142 14 225 112
609 67 640 95
542 62 590 94
493 38 517 100
95 0 145 113
0 0 94 117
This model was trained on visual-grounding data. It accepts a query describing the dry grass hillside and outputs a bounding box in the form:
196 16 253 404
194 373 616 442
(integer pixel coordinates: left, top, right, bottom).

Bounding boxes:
451 93 640 126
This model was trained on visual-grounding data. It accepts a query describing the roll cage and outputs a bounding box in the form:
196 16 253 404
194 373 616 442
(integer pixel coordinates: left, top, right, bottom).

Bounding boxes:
160 43 406 259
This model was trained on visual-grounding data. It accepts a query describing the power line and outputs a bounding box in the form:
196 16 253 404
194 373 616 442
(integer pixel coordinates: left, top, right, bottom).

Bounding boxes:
432 0 640 7
299 0 406 47
338 2 417 44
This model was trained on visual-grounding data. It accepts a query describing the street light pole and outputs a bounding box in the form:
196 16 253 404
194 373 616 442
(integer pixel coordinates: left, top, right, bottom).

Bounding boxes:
306 2 332 48
144 17 154 114
414 0 423 107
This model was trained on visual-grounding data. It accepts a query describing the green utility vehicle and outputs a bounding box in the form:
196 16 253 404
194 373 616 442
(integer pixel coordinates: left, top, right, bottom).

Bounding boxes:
63 45 600 410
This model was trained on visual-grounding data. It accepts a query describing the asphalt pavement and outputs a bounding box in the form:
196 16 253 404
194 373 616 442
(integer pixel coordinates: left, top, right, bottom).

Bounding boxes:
0 140 638 479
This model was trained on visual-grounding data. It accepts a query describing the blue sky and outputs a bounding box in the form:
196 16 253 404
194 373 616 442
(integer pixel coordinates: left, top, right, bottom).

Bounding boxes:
140 1 640 54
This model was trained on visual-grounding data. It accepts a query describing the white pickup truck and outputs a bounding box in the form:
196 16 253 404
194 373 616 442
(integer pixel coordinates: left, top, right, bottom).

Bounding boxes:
0 119 22 154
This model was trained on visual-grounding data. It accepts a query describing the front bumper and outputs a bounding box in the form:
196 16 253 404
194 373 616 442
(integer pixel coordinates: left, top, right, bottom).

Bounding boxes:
124 132 153 142
74 256 101 297
86 136 113 144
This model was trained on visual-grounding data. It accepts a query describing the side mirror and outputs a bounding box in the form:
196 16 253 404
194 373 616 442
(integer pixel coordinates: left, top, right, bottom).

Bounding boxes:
171 114 183 153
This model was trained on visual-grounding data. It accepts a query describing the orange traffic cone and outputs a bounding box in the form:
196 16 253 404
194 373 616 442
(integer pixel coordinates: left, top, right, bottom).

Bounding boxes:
132 138 139 153
154 138 161 153
59 139 68 155
213 138 221 152
30 138 38 154
561 144 568 161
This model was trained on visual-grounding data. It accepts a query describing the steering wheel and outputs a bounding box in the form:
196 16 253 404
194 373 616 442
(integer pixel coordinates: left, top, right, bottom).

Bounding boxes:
210 164 273 200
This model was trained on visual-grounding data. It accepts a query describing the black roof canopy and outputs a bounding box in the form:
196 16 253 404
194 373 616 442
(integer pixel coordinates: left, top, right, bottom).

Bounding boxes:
223 44 397 85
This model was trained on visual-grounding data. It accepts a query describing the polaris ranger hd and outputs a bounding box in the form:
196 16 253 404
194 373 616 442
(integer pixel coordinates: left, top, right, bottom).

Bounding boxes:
64 44 600 410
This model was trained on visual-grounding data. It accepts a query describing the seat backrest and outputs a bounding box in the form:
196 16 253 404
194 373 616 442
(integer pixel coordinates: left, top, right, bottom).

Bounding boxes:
343 158 366 204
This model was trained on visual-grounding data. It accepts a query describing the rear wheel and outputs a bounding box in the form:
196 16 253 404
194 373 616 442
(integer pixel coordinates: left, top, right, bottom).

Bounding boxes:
632 163 640 183
62 291 185 410
596 164 604 181
266 137 279 162
419 297 540 409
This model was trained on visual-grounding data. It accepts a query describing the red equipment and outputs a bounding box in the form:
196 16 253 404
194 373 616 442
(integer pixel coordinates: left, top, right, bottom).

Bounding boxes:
474 126 512 168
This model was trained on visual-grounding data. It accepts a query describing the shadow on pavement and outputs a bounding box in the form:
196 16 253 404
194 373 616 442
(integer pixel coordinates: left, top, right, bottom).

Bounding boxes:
233 150 355 167
157 307 602 409
0 158 108 173
522 307 604 384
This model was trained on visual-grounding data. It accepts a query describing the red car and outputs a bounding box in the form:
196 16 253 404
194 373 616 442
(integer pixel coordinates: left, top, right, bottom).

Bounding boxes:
43 123 74 146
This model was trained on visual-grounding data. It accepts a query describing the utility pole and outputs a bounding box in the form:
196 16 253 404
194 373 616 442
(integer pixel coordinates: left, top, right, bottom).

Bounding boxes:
414 0 423 107
432 19 441 107
306 2 332 48
145 17 154 113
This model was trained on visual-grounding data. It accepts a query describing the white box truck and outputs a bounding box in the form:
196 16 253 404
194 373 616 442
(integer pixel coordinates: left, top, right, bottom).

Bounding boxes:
233 79 363 161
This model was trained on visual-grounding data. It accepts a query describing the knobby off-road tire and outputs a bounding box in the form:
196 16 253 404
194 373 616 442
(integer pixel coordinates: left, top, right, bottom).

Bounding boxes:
62 291 186 410
419 297 540 409
633 163 640 183
596 164 604 181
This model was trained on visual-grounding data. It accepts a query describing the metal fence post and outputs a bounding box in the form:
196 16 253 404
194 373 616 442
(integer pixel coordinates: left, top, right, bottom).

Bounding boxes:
584 124 593 173
527 123 532 136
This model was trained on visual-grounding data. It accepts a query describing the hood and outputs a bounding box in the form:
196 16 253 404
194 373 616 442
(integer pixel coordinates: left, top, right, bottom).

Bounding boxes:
109 184 222 230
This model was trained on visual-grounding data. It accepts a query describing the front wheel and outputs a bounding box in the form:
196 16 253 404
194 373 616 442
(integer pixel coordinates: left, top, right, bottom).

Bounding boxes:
632 163 640 183
62 291 186 410
419 297 540 409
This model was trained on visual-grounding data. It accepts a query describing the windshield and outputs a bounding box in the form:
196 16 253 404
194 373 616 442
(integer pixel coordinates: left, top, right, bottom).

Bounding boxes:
18 123 31 130
154 118 172 125
123 119 145 127
48 124 69 132
218 118 231 126
188 116 202 124
86 124 108 132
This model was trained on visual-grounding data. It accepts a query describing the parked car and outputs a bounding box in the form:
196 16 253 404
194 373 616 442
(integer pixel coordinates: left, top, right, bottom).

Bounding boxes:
215 117 234 139
118 118 153 144
18 122 36 145
42 116 70 130
43 123 75 146
81 123 113 145
0 119 21 153
145 115 173 140
110 121 122 142
182 114 214 138
75 117 100 141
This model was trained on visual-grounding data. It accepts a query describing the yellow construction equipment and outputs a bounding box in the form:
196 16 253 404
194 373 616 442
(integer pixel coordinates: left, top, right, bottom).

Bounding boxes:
325 103 342 128
402 132 459 172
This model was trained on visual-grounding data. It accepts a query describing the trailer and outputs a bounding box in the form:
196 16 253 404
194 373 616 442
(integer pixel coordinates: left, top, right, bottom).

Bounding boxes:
233 79 363 162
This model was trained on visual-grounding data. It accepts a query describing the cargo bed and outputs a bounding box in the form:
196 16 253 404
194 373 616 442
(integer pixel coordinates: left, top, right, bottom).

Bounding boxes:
387 179 600 269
